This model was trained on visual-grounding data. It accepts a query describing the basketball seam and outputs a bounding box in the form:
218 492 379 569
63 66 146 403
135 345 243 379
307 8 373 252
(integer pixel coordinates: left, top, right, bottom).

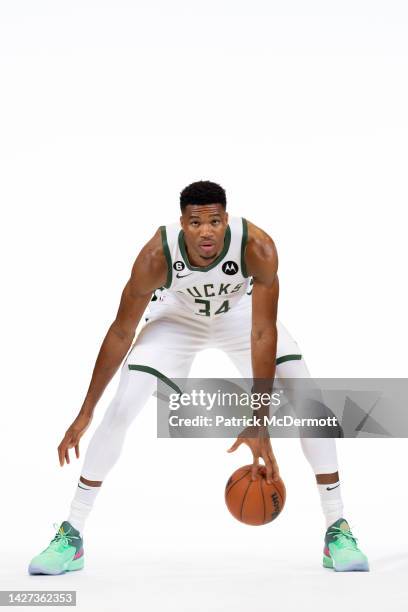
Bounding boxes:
273 480 286 505
260 478 266 524
225 468 252 496
271 481 285 520
239 480 253 522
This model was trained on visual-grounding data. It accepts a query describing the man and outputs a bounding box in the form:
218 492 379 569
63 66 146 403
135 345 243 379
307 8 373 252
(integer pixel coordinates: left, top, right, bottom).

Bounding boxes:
28 180 369 574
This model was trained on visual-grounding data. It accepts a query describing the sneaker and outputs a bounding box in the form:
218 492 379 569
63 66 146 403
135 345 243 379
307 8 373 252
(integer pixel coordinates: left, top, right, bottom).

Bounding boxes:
28 521 84 575
323 517 369 572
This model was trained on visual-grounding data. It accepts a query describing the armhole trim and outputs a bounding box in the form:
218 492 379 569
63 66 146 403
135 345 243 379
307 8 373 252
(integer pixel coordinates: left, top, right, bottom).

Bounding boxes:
160 226 173 288
241 217 249 278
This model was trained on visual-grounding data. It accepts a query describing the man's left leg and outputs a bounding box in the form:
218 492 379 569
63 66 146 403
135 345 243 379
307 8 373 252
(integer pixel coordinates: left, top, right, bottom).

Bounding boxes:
224 316 369 571
274 349 369 571
274 346 344 529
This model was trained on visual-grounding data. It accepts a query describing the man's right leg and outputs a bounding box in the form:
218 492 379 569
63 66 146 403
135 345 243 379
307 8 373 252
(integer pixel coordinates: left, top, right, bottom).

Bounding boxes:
29 306 199 574
27 367 158 575
66 366 158 535
67 305 202 535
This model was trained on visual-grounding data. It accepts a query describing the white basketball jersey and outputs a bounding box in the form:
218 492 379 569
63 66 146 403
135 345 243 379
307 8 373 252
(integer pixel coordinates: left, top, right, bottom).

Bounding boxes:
152 216 252 317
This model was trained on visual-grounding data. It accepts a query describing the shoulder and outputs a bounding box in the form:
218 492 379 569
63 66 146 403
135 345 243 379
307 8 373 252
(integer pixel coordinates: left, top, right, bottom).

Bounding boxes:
134 227 166 268
245 219 277 258
128 227 168 296
243 219 278 284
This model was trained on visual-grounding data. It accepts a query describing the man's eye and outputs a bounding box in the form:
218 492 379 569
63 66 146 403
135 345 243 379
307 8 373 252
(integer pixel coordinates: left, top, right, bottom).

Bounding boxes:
191 221 199 226
212 220 220 225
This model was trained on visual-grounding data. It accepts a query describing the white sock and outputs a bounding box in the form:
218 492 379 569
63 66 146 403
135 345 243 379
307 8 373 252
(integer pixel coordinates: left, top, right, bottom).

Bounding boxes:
317 480 344 529
67 479 102 535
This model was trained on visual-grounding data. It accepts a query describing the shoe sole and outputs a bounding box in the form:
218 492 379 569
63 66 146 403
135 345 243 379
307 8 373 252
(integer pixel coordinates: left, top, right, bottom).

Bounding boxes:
28 556 84 575
323 554 369 572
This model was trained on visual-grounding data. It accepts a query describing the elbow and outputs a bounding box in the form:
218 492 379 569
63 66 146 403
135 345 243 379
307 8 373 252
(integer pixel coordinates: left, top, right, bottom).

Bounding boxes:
110 321 135 342
251 326 277 343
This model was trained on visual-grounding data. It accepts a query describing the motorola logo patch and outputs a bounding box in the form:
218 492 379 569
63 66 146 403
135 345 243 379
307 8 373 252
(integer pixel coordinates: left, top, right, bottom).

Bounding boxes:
173 260 185 271
222 261 238 275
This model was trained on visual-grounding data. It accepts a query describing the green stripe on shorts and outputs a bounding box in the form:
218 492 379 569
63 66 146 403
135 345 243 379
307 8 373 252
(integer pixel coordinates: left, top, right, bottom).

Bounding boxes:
276 354 302 365
128 364 182 394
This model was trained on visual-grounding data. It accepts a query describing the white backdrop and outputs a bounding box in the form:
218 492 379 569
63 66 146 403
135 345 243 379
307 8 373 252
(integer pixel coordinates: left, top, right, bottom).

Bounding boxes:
1 1 407 611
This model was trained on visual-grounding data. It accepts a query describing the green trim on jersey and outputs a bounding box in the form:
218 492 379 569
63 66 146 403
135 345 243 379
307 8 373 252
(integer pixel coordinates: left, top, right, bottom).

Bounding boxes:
241 217 249 278
160 226 173 288
276 354 302 365
178 225 232 272
128 364 182 394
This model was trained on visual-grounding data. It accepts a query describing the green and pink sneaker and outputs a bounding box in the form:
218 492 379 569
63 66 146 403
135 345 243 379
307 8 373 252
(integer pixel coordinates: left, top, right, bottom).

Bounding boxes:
323 518 369 572
28 521 84 575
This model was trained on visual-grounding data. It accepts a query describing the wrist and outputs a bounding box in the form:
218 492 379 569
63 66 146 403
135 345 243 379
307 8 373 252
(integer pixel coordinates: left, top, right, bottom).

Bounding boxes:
79 404 94 419
251 380 273 395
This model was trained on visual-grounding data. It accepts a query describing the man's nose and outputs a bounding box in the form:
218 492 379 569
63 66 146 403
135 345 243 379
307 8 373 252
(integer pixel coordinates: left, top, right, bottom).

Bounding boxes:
199 224 215 237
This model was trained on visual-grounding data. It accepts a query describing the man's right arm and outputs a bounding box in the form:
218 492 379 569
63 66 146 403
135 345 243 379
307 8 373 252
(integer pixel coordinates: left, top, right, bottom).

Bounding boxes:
58 227 169 467
79 227 168 419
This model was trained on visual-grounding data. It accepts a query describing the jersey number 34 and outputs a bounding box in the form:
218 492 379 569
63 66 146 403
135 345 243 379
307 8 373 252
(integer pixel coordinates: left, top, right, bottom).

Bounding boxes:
194 298 230 316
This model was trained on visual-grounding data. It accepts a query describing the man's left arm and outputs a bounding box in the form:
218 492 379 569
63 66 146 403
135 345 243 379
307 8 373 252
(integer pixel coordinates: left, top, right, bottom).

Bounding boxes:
247 223 279 395
227 220 280 483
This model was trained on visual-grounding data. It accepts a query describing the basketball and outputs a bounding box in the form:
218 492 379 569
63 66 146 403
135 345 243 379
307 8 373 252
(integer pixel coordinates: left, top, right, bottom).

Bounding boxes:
225 464 286 526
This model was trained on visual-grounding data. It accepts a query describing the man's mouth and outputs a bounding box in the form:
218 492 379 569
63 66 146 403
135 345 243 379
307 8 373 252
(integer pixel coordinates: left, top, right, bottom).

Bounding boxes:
199 242 216 254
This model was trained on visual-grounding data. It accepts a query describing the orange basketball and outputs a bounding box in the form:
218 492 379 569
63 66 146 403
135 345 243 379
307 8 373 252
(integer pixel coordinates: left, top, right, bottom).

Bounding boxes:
225 464 286 526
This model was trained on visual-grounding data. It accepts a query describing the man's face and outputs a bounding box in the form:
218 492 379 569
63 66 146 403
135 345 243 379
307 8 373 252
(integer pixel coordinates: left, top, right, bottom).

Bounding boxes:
180 203 229 265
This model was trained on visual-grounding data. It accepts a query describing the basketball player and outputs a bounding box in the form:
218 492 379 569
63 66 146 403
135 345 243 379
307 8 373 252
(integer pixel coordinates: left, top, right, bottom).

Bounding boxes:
28 181 369 574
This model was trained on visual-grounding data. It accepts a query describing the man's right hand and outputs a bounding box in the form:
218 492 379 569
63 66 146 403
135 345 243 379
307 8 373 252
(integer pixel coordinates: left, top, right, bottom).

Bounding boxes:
57 413 93 467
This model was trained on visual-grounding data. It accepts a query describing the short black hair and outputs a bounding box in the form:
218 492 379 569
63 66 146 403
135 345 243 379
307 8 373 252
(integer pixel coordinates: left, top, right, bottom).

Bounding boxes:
180 180 227 211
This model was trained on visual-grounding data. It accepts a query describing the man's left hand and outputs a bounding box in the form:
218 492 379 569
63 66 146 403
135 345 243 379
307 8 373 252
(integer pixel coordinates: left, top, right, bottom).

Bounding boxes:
227 426 280 484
